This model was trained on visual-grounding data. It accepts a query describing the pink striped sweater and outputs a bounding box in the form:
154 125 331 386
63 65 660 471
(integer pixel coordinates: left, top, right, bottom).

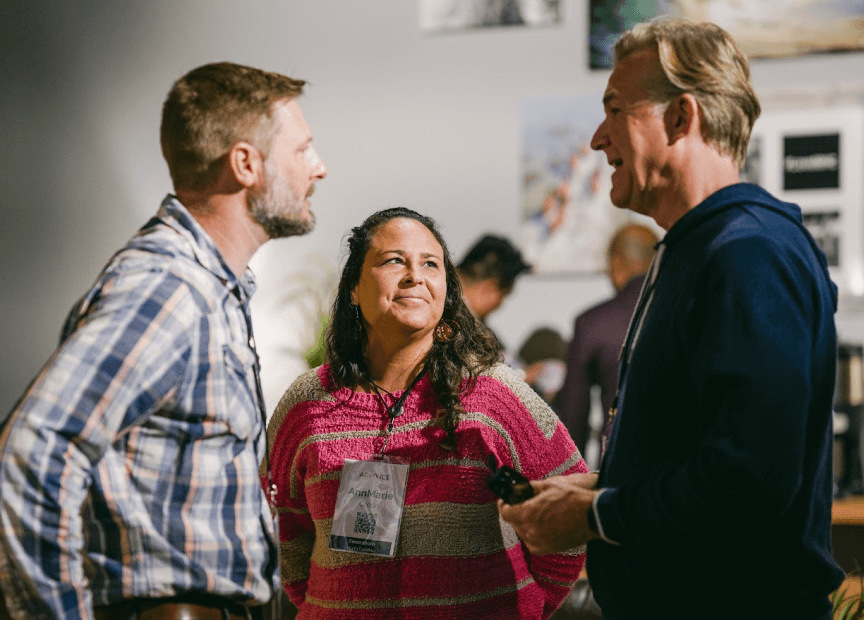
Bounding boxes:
265 363 587 619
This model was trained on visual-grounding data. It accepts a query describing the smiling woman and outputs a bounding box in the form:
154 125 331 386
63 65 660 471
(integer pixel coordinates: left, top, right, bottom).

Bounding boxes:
351 216 447 358
326 208 500 449
263 207 588 619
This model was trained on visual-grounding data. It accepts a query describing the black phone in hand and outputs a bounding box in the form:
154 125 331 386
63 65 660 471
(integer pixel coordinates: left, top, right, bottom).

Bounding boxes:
486 458 534 504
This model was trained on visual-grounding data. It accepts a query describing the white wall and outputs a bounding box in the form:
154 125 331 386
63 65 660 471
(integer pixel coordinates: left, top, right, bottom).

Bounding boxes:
3 0 864 414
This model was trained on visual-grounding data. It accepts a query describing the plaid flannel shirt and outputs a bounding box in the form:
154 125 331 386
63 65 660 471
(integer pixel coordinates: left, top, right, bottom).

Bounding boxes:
0 196 277 620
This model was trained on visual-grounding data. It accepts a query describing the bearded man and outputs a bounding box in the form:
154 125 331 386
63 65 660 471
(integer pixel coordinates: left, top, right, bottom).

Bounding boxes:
0 62 327 620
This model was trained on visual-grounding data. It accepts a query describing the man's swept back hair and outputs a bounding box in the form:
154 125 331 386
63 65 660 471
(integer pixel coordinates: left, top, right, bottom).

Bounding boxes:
160 61 305 191
615 19 760 167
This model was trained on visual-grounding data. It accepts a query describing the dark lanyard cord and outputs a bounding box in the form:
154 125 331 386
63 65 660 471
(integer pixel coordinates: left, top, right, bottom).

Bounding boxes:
366 368 425 456
240 297 273 504
610 244 666 415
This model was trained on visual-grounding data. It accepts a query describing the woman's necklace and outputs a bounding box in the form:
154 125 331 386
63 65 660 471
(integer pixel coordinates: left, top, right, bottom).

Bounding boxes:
364 368 426 457
365 369 425 419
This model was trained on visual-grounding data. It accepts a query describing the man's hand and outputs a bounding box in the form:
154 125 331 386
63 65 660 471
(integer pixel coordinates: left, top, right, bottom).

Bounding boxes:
498 472 600 555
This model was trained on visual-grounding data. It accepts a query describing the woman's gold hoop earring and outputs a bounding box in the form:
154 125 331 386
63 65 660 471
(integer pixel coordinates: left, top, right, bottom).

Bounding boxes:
434 321 457 343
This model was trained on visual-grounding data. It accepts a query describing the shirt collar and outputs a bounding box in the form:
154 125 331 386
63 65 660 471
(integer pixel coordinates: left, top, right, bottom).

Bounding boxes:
156 195 257 299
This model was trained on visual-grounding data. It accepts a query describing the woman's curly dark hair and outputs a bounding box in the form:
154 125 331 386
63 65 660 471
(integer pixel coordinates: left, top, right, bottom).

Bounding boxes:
325 207 502 450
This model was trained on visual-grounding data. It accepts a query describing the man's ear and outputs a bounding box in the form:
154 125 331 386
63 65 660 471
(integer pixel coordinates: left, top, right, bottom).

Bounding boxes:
227 141 263 188
608 254 625 288
665 94 699 144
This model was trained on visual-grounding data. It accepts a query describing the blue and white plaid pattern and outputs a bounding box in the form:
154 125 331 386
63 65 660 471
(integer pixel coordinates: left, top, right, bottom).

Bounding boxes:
0 196 277 620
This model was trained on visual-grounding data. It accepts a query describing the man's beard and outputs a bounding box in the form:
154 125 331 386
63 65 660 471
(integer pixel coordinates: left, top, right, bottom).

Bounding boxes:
247 159 315 239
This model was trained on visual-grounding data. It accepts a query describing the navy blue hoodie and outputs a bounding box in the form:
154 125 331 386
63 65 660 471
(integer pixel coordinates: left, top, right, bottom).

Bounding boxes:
588 183 845 619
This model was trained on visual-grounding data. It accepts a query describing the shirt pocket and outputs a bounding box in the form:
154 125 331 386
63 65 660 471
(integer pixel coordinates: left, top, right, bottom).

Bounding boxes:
220 341 260 441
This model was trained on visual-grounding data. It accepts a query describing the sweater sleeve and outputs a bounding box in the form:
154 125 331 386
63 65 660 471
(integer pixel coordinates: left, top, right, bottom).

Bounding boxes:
485 365 588 617
597 236 826 549
273 475 315 607
522 422 588 619
263 373 320 608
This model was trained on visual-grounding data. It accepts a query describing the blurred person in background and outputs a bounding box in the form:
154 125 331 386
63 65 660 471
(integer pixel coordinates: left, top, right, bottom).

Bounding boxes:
516 326 568 411
457 234 532 351
557 223 658 466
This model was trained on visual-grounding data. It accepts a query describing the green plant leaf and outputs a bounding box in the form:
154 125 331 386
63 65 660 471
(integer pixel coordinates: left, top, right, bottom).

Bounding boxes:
838 598 856 620
303 315 329 368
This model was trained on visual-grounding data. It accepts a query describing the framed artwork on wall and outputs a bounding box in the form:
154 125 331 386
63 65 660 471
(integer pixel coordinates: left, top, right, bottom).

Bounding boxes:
745 105 864 296
419 0 561 32
519 92 661 275
589 0 864 70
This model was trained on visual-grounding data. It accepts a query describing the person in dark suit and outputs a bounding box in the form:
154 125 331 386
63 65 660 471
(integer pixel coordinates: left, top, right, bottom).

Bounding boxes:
557 223 657 466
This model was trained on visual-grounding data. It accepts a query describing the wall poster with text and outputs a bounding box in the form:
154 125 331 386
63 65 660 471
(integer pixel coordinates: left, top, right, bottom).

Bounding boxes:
745 106 864 296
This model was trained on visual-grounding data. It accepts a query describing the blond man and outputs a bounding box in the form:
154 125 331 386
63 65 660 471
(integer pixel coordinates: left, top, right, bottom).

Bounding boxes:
501 20 843 619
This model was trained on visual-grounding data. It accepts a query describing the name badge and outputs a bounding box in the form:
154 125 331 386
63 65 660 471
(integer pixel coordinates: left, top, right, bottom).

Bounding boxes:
329 456 409 557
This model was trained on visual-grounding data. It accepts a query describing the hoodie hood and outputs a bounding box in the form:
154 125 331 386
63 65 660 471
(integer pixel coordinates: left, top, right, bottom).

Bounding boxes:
661 182 837 310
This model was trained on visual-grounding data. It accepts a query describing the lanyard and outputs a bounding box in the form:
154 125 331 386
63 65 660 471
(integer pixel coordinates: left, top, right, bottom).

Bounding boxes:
366 369 425 457
606 244 666 439
239 294 274 506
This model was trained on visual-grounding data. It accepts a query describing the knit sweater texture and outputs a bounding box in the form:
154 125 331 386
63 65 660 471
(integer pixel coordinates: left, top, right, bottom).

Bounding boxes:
266 362 587 619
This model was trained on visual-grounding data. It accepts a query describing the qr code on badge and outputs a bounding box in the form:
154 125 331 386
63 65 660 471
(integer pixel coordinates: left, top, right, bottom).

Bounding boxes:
354 512 376 535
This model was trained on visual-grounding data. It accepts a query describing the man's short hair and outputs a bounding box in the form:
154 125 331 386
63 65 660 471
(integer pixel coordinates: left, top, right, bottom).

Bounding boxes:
518 327 567 366
160 62 306 191
614 19 760 166
457 234 532 291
